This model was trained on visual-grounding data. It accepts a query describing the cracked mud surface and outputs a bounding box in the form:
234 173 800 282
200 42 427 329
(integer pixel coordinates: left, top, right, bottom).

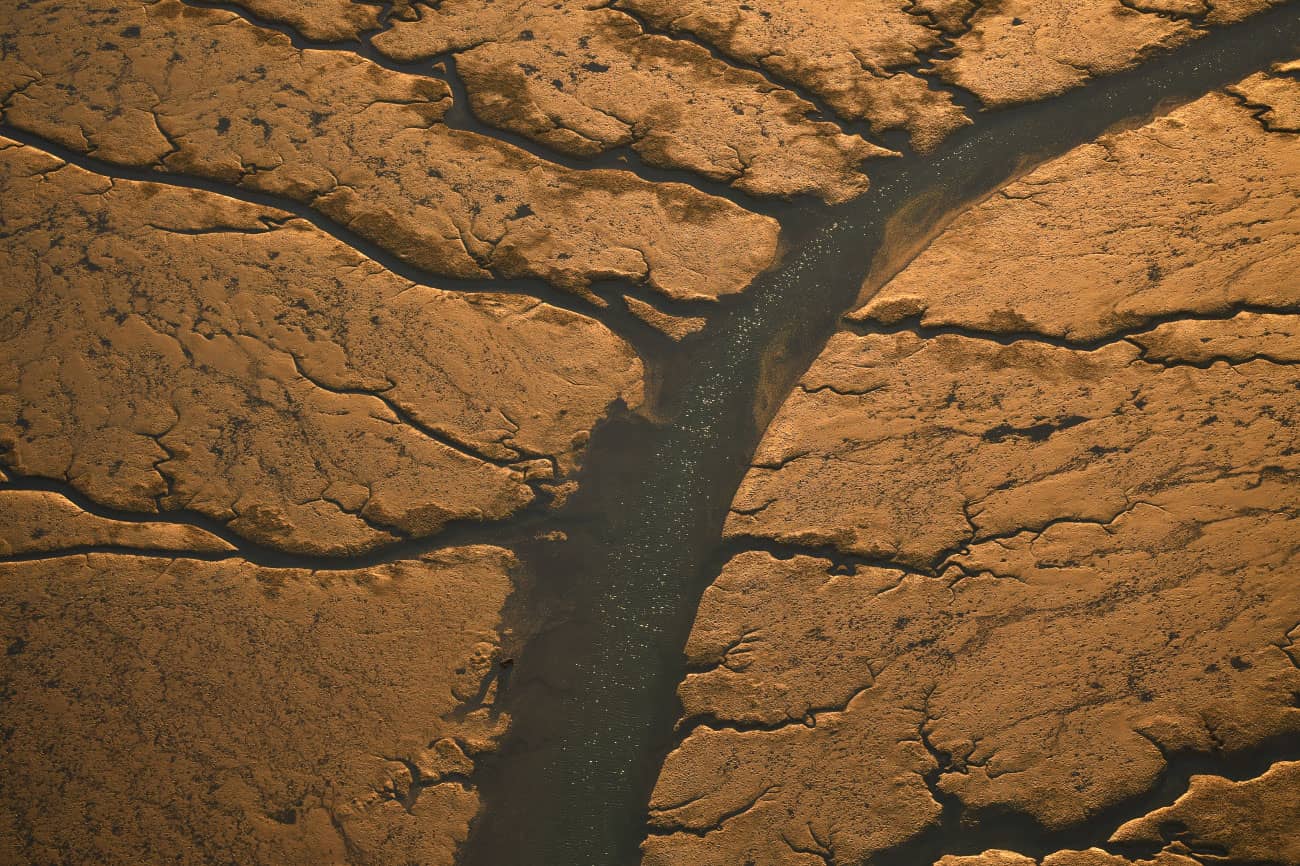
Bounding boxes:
936 761 1300 863
1 0 779 301
649 65 1300 866
855 80 1299 341
0 137 642 554
1 1 1297 865
0 547 514 866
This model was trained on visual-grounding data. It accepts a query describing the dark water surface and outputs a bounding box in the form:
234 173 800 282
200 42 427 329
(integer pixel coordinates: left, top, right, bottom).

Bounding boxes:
461 10 1300 866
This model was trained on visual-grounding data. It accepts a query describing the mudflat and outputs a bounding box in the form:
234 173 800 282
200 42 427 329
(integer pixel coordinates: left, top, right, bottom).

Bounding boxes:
1 2 1296 865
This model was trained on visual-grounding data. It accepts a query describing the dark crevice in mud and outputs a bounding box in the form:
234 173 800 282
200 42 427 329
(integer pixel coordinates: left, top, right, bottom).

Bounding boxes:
644 783 778 839
174 0 789 215
174 0 423 74
716 533 939 579
0 125 673 358
1136 351 1300 369
278 353 554 475
378 753 479 816
1119 0 1214 28
604 1 894 143
605 0 982 160
844 303 1300 353
1226 68 1300 131
457 7 1300 866
0 471 566 570
672 694 864 739
873 732 1300 865
902 0 989 118
434 54 790 218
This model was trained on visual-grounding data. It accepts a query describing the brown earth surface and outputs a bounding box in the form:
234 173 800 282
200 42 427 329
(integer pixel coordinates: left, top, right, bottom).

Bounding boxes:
937 849 1201 865
225 0 900 199
0 0 778 301
931 0 1290 107
1111 760 1300 861
370 0 893 202
1 1 1297 865
0 136 642 554
610 0 971 152
0 488 234 555
624 296 709 341
648 67 1300 866
725 330 1300 568
937 762 1300 863
0 547 514 866
234 0 388 41
854 68 1300 340
930 0 1199 107
220 0 1287 158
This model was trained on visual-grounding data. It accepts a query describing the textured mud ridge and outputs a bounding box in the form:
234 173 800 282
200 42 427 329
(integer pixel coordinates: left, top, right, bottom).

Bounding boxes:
0 2 1297 866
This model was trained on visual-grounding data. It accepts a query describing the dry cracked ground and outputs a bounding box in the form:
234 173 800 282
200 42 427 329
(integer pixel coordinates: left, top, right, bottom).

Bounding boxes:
0 1 1297 865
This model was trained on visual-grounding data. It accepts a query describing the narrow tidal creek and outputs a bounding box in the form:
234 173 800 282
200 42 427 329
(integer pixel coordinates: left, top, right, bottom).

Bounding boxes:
460 10 1300 865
